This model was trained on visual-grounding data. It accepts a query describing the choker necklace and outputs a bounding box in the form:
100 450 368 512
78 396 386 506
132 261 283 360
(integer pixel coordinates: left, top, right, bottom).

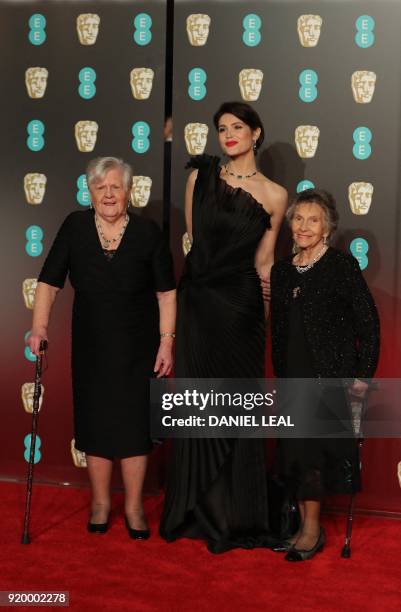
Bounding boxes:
295 245 327 274
95 213 129 249
225 164 257 180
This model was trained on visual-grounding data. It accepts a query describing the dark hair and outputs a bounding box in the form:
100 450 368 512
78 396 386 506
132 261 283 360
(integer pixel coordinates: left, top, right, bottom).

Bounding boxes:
286 188 339 237
213 101 265 151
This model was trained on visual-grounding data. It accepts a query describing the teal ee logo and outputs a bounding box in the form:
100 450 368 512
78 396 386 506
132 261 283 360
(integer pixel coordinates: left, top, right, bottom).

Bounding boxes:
297 180 315 193
353 126 372 160
350 237 369 270
25 225 43 257
27 120 45 152
29 14 46 45
299 69 318 102
79 67 96 99
134 13 152 46
355 15 375 48
131 121 150 153
24 331 36 362
24 434 42 464
188 68 207 101
243 14 262 47
77 174 90 206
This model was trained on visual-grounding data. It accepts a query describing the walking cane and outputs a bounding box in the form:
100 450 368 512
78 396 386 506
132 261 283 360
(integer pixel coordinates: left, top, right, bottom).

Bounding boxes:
21 339 48 544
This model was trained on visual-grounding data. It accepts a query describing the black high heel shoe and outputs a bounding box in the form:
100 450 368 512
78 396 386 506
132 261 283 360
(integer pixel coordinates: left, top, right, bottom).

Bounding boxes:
285 527 325 562
87 514 110 534
124 516 150 540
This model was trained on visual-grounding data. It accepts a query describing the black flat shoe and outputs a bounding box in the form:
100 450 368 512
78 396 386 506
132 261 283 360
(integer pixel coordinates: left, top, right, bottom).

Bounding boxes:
124 516 150 540
87 516 109 534
285 528 325 562
271 540 293 553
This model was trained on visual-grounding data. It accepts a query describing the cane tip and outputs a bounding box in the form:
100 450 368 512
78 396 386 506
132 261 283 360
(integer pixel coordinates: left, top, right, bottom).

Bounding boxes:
341 545 351 558
21 533 31 545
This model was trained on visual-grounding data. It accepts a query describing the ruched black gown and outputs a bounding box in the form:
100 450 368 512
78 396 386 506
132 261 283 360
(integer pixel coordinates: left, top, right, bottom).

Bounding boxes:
160 154 273 553
38 209 175 458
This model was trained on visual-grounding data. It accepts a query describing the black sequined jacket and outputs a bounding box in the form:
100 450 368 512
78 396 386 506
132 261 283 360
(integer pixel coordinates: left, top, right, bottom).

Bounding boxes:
270 247 380 379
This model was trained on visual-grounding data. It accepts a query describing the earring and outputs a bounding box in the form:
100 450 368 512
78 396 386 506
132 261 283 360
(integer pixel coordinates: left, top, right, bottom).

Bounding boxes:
323 235 328 246
292 242 300 255
253 140 257 153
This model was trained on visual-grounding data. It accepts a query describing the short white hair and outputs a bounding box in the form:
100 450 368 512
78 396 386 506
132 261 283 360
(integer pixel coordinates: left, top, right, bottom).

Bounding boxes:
86 157 133 191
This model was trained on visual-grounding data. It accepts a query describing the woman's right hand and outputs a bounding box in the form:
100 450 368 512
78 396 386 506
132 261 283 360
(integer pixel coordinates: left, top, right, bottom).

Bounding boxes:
27 327 48 356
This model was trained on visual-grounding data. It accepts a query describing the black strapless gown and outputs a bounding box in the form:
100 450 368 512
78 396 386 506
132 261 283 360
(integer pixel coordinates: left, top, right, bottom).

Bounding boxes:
160 155 273 553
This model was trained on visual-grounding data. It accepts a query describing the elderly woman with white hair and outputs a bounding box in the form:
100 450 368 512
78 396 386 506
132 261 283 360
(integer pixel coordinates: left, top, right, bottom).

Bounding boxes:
28 157 176 539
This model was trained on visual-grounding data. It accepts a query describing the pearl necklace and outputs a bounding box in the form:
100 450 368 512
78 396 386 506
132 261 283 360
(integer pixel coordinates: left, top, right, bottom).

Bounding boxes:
95 213 129 249
295 245 327 274
225 164 257 180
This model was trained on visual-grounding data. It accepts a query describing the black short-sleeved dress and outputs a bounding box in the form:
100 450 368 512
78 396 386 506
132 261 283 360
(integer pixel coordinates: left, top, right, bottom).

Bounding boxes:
38 209 175 458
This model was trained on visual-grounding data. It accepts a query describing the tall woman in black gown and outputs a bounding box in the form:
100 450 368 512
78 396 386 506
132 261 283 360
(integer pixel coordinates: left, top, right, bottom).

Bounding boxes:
160 102 287 552
28 157 176 538
270 189 380 561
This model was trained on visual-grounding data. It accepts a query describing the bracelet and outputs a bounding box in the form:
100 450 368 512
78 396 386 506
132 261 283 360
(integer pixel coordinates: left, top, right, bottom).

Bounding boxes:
160 332 176 339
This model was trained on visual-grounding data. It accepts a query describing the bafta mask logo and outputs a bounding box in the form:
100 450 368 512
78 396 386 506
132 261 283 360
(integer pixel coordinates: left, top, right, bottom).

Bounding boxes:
130 68 154 100
77 13 100 46
131 176 152 208
182 232 192 256
24 173 47 205
23 278 37 309
351 71 377 104
348 182 374 215
186 14 211 46
184 123 209 155
25 67 48 99
75 121 98 152
21 383 44 413
239 69 263 102
297 15 323 47
295 125 320 158
71 439 87 468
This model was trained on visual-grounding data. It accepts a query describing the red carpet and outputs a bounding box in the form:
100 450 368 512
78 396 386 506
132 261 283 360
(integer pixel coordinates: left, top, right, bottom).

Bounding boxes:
0 482 400 611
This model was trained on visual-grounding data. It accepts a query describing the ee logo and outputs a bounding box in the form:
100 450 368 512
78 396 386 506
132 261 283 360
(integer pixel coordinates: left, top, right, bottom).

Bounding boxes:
77 174 90 206
355 15 375 48
131 122 150 153
297 180 315 193
188 68 207 101
350 237 369 270
134 13 152 46
299 69 318 103
79 67 96 100
24 434 42 464
25 225 43 257
29 14 46 46
27 120 45 152
24 331 36 363
353 126 372 160
243 14 262 47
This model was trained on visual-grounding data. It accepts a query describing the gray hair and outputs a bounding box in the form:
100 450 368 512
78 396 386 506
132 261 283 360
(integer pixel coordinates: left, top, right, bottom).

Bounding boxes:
286 188 339 239
86 157 133 192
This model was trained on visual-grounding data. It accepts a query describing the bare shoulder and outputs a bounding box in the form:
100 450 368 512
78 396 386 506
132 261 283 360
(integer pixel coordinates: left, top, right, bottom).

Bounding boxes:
258 175 288 215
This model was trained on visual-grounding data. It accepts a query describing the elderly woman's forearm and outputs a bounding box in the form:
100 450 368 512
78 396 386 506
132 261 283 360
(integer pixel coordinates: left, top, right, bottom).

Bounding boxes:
156 289 177 335
32 281 60 331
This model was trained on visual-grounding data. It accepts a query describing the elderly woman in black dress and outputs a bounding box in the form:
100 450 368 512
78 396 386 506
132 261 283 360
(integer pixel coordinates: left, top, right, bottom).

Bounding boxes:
28 157 176 539
270 188 379 561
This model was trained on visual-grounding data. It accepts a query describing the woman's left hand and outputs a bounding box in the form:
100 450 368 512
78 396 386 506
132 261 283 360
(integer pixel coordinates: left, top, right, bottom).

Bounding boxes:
349 378 369 398
153 339 174 378
256 264 271 302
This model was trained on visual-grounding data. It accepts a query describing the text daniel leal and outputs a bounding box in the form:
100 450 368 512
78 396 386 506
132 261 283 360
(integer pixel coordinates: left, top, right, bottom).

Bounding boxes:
162 415 294 427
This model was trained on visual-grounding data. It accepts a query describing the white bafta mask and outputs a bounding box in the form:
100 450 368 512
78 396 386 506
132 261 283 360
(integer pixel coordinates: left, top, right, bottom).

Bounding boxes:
23 279 38 310
295 125 320 158
25 67 48 99
239 69 264 102
131 176 152 208
297 14 323 47
71 439 87 468
21 383 44 413
77 13 100 45
130 68 154 100
184 123 209 155
186 14 211 46
351 71 377 104
348 182 374 215
75 121 98 152
24 173 47 205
